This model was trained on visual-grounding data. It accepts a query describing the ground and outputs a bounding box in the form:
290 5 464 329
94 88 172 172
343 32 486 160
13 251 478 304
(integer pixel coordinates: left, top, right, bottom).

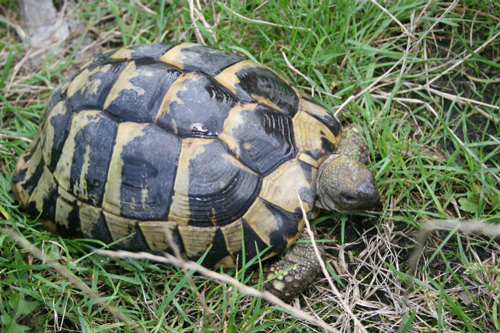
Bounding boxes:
0 1 499 332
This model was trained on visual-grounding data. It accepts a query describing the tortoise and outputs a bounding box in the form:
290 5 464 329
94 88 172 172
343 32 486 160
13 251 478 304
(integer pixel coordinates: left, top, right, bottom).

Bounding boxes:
12 42 380 299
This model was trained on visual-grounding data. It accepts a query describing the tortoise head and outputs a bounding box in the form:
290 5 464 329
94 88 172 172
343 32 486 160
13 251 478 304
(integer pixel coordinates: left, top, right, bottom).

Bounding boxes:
317 155 380 212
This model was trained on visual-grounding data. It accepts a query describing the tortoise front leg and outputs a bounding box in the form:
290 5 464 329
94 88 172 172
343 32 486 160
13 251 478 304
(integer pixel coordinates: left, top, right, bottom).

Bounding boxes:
336 123 370 164
258 229 321 300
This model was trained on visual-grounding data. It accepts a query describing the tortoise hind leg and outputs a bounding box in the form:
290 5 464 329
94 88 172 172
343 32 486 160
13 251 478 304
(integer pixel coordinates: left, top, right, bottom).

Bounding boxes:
259 229 321 300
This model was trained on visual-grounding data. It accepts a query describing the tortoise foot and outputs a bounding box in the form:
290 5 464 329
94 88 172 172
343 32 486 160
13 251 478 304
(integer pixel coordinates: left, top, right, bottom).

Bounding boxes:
257 229 321 301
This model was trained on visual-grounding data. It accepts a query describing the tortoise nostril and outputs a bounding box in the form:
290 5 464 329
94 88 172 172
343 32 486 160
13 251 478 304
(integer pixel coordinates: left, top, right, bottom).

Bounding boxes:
341 193 356 202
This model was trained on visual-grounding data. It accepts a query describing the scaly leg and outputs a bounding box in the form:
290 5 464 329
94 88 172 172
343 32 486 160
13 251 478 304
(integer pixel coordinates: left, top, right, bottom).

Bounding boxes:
259 229 320 300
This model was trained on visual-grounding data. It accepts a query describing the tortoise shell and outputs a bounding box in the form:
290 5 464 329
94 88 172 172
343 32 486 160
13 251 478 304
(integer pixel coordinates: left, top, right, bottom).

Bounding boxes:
12 43 341 268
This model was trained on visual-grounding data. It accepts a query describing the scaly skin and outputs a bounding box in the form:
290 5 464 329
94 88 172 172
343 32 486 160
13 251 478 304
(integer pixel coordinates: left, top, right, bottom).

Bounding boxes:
259 229 321 300
336 124 370 164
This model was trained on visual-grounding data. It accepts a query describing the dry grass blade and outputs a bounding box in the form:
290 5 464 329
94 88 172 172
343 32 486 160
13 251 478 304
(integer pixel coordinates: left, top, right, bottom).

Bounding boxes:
424 103 500 185
3 227 145 333
423 219 500 235
425 29 500 88
0 133 32 142
188 0 205 44
370 0 414 38
0 14 26 41
298 196 368 333
374 89 500 184
282 51 317 93
426 86 500 111
407 219 500 296
96 250 338 332
217 2 311 32
334 0 459 117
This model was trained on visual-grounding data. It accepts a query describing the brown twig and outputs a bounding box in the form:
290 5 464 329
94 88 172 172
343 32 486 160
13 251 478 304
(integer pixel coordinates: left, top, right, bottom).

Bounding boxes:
96 250 338 332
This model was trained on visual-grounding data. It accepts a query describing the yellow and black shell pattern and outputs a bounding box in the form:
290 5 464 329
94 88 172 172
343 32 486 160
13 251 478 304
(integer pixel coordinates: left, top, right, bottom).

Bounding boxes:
12 43 342 268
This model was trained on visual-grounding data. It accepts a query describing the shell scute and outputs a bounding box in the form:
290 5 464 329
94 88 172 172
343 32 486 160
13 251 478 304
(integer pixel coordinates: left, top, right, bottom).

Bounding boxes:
40 101 73 171
219 103 297 175
260 158 317 213
67 61 127 112
13 142 45 205
216 62 299 117
25 166 58 222
168 139 261 227
155 72 236 138
79 203 112 244
160 43 245 76
68 111 117 205
138 221 184 254
298 97 341 138
104 60 181 123
53 111 117 207
110 42 178 61
292 110 339 168
102 122 181 220
103 211 150 251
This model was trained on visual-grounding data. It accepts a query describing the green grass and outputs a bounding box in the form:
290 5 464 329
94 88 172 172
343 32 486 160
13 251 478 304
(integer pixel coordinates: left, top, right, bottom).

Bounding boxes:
1 0 500 331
